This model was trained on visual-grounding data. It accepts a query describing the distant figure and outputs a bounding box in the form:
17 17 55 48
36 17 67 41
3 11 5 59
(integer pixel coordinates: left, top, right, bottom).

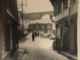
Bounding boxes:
32 32 35 41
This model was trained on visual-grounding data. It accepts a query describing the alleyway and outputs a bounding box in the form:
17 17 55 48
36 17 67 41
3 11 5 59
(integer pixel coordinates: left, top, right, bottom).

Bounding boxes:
15 33 69 60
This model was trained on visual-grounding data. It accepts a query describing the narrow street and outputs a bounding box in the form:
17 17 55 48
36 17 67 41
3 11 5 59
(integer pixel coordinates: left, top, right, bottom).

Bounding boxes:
0 0 78 60
16 33 69 60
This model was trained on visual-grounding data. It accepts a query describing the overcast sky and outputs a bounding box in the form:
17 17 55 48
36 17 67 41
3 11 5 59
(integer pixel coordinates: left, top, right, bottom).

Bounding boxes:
17 0 54 13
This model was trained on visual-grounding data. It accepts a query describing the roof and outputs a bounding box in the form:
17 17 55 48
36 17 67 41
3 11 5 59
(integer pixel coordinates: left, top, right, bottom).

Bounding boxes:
30 19 52 24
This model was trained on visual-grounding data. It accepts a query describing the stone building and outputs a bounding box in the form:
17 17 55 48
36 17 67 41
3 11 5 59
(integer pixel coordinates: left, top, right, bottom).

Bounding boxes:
50 0 78 56
28 23 52 34
0 0 19 60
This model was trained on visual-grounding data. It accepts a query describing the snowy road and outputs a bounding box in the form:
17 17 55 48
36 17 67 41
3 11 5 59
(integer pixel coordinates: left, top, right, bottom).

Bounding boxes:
18 34 69 60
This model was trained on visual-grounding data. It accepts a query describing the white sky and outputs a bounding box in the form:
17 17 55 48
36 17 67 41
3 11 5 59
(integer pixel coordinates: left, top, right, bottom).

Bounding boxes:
17 0 54 13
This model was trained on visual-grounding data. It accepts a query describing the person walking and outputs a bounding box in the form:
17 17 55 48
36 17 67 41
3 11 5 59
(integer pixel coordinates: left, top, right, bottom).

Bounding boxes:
32 32 35 42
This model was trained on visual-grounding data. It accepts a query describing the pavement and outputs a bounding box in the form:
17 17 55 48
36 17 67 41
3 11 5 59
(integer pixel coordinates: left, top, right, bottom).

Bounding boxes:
60 51 77 60
4 33 70 60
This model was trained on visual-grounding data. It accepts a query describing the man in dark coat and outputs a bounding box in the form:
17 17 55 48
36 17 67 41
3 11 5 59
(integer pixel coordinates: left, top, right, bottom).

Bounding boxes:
32 32 35 41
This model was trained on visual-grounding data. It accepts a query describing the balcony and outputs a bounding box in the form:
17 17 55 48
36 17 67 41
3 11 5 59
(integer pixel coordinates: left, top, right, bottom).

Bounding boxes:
55 8 69 22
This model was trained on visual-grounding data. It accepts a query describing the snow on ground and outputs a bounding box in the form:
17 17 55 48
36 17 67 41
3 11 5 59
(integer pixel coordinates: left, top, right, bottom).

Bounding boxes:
18 34 69 60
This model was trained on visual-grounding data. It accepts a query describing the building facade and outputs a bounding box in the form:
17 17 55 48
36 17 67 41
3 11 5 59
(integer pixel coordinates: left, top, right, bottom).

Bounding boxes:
50 0 78 55
0 0 19 60
28 23 53 35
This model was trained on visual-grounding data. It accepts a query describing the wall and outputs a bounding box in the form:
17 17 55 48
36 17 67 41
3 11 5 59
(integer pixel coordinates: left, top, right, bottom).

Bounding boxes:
0 0 19 60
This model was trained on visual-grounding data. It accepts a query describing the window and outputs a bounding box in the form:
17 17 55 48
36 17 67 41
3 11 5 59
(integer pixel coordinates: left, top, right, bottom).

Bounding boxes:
47 25 50 29
56 27 61 39
68 0 70 7
42 25 44 29
72 0 78 4
61 1 63 12
73 0 76 2
11 0 14 2
36 26 38 29
48 30 50 33
63 0 68 10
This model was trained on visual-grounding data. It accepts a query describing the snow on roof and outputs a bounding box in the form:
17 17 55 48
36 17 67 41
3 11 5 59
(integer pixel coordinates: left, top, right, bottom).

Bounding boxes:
30 19 52 24
29 14 52 24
